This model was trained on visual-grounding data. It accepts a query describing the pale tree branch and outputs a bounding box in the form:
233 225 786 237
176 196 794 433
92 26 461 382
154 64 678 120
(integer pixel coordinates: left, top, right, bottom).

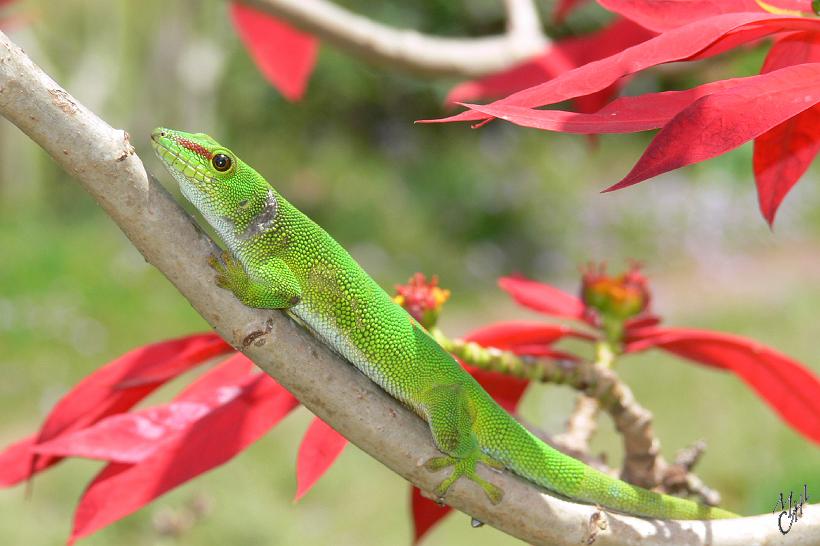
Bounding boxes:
0 31 817 545
597 363 666 488
554 394 601 454
553 342 612 458
237 0 548 78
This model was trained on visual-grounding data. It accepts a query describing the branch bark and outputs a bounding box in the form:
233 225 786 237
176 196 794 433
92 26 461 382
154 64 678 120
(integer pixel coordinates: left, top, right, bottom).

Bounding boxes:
237 0 548 78
0 31 816 545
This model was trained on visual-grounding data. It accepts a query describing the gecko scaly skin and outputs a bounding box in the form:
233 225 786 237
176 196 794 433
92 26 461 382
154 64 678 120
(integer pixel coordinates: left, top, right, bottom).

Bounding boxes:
151 127 737 520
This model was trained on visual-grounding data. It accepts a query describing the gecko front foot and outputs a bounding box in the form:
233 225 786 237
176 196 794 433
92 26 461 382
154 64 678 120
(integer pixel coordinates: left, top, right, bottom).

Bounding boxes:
208 250 247 293
423 453 505 505
207 251 301 309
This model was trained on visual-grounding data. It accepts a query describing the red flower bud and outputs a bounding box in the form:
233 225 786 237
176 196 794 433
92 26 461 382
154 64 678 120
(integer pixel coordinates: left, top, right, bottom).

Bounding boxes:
581 262 650 322
393 273 451 329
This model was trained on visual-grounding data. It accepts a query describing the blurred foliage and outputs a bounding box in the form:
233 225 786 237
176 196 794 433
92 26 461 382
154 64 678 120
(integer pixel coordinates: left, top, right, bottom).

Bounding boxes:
0 0 818 544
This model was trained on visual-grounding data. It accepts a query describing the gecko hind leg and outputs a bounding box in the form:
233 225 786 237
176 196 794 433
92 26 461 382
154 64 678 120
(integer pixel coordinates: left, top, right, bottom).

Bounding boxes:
421 385 505 504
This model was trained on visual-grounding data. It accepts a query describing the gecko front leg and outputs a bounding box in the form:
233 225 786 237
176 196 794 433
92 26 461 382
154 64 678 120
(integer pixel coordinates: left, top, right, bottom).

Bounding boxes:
209 251 301 309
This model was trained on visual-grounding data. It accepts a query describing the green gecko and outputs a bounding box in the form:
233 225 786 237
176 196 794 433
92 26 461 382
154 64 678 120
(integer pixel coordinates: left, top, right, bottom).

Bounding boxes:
151 127 737 520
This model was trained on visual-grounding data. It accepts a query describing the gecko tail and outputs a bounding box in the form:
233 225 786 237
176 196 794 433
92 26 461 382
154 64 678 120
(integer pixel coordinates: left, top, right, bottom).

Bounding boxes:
573 463 739 519
483 416 738 520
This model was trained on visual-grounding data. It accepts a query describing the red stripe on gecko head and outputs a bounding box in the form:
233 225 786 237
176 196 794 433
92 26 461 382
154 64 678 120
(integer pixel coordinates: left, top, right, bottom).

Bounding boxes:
176 138 214 160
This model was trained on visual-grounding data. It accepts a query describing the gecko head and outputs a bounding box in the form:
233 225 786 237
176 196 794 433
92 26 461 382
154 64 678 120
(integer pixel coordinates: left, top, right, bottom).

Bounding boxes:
151 127 269 222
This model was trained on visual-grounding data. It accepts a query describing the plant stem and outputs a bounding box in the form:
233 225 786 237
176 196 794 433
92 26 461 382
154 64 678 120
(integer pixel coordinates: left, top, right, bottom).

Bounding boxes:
429 327 574 384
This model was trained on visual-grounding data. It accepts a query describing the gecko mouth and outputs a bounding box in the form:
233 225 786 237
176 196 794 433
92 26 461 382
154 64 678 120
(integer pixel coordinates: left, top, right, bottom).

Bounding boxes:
151 136 216 186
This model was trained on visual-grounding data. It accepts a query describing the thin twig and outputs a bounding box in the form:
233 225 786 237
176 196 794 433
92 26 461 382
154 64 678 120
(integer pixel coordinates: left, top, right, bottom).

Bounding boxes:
660 441 722 506
236 0 548 78
553 342 613 456
554 394 601 454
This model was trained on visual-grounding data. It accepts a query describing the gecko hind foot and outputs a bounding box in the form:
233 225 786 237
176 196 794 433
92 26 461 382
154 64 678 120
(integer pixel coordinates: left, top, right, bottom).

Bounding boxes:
423 453 504 505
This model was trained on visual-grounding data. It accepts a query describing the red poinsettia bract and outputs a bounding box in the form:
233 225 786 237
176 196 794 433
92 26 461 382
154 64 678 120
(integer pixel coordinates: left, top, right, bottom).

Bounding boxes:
495 271 820 445
0 335 305 543
0 333 233 487
446 17 656 115
230 3 318 101
428 7 820 224
295 416 349 501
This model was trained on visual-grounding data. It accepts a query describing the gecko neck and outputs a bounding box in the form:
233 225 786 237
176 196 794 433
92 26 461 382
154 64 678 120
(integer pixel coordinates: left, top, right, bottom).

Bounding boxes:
202 187 282 257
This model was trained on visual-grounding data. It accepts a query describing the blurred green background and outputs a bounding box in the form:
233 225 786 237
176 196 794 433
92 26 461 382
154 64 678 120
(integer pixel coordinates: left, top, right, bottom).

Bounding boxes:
1 0 818 544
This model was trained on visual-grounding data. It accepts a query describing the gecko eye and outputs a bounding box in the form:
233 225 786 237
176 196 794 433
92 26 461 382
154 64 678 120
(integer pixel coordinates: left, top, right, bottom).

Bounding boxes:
212 153 232 172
